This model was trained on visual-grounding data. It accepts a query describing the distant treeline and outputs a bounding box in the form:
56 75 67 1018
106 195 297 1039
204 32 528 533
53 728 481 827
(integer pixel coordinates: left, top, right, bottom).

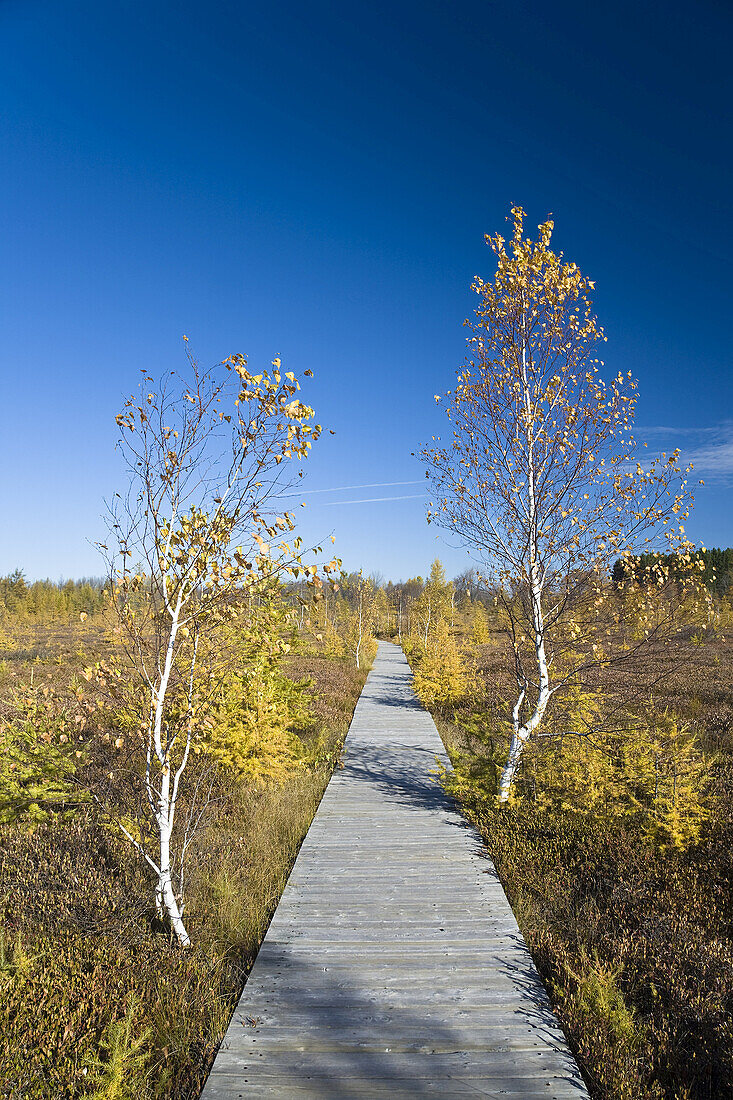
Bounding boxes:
0 571 105 616
612 548 733 596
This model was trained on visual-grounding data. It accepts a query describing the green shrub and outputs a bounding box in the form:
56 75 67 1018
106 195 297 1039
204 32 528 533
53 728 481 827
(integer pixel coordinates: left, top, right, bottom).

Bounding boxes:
85 995 152 1100
0 647 367 1100
0 685 83 825
410 621 473 712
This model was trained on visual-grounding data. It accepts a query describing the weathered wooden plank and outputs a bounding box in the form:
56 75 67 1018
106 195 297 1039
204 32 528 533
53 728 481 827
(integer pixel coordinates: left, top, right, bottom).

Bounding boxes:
200 642 588 1099
201 1078 587 1100
224 1022 568 1051
210 1050 583 1079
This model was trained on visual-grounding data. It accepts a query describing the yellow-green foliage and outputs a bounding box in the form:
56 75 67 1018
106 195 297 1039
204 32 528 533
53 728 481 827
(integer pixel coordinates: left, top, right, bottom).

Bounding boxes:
0 687 82 825
0 619 14 653
616 582 657 643
209 665 306 786
85 995 152 1100
471 603 491 646
0 570 104 621
411 559 453 646
439 740 502 811
342 573 377 668
441 675 710 850
321 616 346 658
526 693 709 849
205 599 312 787
412 620 471 711
569 953 638 1051
371 586 393 636
351 625 377 669
621 710 710 850
526 687 614 813
616 558 712 645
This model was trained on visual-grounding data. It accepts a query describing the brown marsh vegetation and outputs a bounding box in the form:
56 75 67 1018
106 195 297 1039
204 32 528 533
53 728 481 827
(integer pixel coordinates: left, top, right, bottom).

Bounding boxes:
430 620 733 1099
3 567 733 1100
0 588 366 1099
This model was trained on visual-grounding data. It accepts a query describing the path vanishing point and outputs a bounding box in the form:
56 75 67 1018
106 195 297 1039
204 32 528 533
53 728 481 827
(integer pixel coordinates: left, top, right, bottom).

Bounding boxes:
200 641 589 1099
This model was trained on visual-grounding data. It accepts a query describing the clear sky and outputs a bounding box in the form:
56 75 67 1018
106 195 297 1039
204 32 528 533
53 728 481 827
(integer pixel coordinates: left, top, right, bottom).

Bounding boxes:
1 0 731 582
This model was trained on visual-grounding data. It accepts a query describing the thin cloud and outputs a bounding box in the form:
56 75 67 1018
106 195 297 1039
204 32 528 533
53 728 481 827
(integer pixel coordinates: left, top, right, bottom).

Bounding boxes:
280 480 423 497
638 425 721 438
639 421 733 484
321 493 425 506
683 433 733 481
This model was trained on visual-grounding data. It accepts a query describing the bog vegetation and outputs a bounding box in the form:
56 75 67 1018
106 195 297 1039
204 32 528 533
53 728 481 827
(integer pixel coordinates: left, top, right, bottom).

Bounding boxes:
0 352 370 1098
396 557 733 1099
0 570 369 1098
2 549 733 1098
2 215 732 1100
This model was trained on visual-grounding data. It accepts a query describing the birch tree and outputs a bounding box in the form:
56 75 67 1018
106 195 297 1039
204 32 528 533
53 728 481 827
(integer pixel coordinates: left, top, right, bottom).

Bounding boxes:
97 348 334 944
423 208 700 802
345 572 375 669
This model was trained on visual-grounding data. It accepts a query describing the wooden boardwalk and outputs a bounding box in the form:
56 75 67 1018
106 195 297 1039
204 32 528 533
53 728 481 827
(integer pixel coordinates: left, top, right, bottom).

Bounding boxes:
200 641 589 1099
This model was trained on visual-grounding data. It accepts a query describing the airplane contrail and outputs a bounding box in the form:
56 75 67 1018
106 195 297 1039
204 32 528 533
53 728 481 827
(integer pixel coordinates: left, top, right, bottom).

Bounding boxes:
281 480 423 497
321 493 425 506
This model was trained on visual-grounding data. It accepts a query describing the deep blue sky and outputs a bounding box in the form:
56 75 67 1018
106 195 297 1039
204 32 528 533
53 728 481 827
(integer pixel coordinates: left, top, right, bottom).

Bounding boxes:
1 0 731 581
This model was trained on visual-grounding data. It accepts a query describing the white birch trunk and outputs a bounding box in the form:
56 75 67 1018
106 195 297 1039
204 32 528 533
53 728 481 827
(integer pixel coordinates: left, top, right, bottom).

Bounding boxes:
156 770 190 947
497 317 553 803
355 592 363 669
144 595 192 946
497 572 552 801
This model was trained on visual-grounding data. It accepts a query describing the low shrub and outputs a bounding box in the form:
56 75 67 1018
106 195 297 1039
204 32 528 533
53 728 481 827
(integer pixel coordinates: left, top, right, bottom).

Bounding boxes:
0 645 367 1099
442 771 733 1099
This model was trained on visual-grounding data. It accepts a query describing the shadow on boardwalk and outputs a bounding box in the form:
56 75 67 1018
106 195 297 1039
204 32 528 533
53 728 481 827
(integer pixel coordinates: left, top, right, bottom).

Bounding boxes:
206 947 586 1100
339 748 452 814
200 642 589 1100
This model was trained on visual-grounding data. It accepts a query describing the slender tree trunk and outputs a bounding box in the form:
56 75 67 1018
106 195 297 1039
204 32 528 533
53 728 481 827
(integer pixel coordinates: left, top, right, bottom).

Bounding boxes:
146 601 192 945
497 321 552 803
156 799 190 946
498 581 552 801
355 591 363 669
152 752 191 944
498 729 528 801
